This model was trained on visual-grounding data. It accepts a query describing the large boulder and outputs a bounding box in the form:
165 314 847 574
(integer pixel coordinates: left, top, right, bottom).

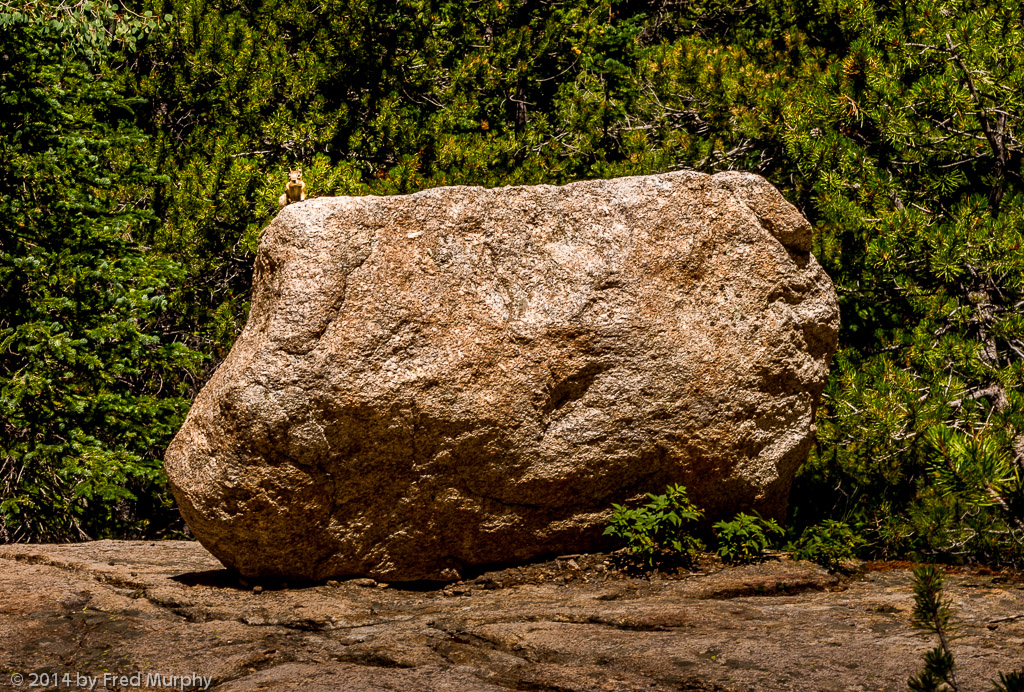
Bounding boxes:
165 171 839 582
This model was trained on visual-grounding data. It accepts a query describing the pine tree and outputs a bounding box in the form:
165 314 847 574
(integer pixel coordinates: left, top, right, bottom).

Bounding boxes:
780 0 1024 564
0 2 203 541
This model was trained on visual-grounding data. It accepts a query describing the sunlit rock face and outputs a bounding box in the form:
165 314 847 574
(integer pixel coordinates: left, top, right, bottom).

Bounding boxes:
165 171 839 582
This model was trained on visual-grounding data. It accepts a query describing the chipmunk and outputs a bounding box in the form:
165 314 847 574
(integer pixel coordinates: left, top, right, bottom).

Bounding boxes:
278 169 307 207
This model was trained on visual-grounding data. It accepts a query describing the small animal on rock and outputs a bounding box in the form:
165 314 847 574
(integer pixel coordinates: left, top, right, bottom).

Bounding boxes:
278 169 307 207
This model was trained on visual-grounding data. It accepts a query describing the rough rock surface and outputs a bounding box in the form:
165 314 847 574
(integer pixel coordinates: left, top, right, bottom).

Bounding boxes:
2 541 1023 692
165 171 839 581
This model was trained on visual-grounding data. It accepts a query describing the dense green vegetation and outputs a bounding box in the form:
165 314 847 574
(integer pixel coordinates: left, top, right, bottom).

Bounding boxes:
0 4 203 540
604 484 858 571
1 0 1022 566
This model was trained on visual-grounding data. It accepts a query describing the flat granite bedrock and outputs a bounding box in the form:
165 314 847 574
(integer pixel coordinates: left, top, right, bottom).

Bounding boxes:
1 540 1021 692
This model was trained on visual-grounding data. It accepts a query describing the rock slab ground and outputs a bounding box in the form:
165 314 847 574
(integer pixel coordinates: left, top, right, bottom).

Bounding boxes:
165 171 839 582
1 541 1022 691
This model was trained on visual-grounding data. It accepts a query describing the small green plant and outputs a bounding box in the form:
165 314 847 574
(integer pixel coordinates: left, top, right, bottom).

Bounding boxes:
908 565 959 691
789 520 863 571
603 484 705 567
713 512 785 565
908 565 1023 692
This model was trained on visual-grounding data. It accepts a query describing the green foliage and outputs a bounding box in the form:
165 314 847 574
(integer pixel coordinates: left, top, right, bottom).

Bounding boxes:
713 512 784 565
780 0 1024 566
789 520 863 571
926 427 1024 535
908 565 958 691
0 2 203 541
993 671 1024 692
907 565 1024 692
909 646 958 692
603 484 705 567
